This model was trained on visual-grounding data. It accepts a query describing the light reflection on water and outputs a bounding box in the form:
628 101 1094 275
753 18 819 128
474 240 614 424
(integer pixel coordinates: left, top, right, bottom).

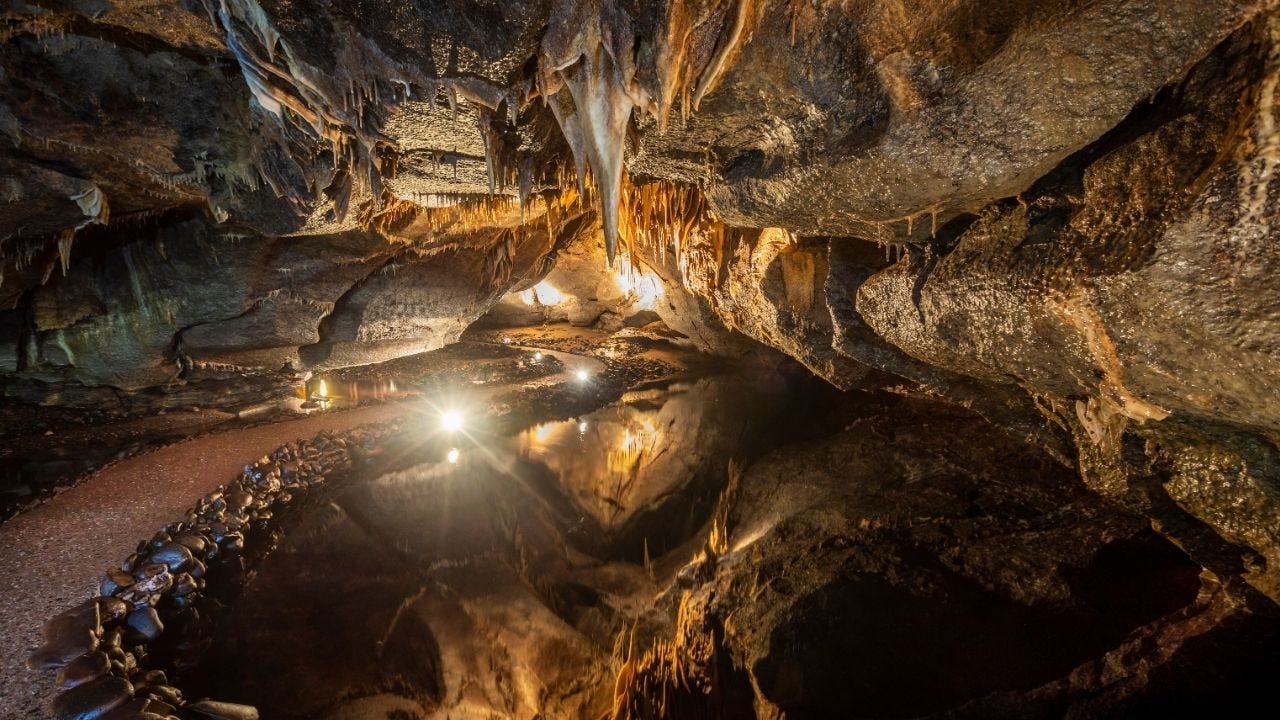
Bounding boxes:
511 377 779 533
184 367 795 718
298 375 412 409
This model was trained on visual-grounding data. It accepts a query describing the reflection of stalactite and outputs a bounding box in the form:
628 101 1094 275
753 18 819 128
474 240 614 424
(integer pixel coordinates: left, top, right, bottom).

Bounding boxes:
608 591 732 720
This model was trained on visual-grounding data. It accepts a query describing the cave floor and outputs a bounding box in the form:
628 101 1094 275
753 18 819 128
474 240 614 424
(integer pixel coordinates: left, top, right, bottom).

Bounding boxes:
0 328 691 718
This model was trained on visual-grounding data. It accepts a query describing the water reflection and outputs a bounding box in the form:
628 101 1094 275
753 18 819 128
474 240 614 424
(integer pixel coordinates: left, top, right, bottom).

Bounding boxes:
512 374 786 541
299 375 412 410
184 366 796 719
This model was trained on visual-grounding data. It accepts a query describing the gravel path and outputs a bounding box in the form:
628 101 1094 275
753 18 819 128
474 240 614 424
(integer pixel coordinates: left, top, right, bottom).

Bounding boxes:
0 402 409 719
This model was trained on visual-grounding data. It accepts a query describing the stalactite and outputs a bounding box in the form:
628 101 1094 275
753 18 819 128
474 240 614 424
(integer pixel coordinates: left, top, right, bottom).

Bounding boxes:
691 1 759 110
56 229 74 277
557 41 635 267
211 0 404 218
518 158 534 209
540 1 759 267
478 110 497 196
616 177 721 282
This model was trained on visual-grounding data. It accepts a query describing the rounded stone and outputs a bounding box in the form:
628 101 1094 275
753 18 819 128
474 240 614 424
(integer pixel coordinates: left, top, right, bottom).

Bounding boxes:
187 699 260 720
220 532 245 554
55 651 109 689
30 611 100 671
149 542 194 572
50 675 133 720
225 490 253 511
173 532 209 555
100 627 124 651
129 564 172 596
124 606 164 643
137 670 168 687
140 684 182 706
99 569 134 596
97 596 131 624
172 572 198 596
43 599 100 642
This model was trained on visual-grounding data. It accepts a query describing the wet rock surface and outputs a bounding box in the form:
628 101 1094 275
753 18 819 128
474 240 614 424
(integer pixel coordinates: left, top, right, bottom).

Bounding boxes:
50 675 133 720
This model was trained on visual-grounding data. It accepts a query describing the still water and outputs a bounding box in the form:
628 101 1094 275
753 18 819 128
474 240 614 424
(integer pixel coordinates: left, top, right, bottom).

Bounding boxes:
180 367 795 719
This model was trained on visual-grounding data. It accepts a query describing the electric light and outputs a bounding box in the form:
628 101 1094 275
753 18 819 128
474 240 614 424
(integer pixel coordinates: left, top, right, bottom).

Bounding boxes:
575 369 589 382
441 409 464 432
446 447 460 464
533 351 543 361
578 421 588 433
632 274 662 310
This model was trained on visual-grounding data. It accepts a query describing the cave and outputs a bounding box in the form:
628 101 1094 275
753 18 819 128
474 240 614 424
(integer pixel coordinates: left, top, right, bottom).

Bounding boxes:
2 2 1280 719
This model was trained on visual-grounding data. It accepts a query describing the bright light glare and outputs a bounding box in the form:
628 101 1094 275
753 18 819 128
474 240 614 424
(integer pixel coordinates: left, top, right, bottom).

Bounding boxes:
440 409 464 432
578 421 588 433
533 351 543 361
613 263 664 310
533 422 555 443
575 369 589 382
317 379 327 397
520 281 566 306
633 276 662 310
446 447 460 464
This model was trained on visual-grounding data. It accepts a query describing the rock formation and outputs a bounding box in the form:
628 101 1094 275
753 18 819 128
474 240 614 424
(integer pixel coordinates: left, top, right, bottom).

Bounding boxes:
4 0 1280 717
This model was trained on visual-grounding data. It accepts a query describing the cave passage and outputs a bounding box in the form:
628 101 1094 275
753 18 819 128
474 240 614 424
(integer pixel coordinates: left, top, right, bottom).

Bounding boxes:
4 1 1280 719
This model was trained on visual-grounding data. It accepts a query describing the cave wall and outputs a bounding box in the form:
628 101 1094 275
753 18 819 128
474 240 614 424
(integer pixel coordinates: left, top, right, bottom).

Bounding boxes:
0 216 554 402
3 2 1280 715
795 16 1280 606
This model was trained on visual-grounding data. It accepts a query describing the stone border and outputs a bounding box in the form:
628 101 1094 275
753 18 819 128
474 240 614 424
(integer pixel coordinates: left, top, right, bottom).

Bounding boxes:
27 423 401 720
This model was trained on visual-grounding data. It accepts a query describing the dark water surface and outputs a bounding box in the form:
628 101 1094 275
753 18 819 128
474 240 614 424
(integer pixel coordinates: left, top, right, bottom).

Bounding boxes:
168 361 1268 720
179 366 797 719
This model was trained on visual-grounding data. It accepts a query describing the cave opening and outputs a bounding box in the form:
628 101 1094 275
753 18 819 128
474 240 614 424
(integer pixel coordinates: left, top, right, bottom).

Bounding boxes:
3 2 1280 719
